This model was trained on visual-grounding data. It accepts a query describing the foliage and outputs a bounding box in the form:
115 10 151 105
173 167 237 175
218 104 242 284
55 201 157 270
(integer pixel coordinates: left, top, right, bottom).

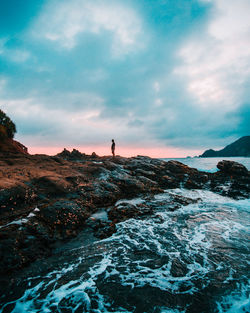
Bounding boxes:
0 109 16 139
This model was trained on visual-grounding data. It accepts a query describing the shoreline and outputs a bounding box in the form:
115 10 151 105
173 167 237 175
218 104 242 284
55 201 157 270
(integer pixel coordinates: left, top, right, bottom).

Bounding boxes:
0 147 249 275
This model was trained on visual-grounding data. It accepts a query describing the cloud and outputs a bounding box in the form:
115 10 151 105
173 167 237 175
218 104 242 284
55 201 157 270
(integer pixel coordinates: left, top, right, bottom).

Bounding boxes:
32 0 144 57
0 77 7 94
1 0 249 156
0 38 31 63
175 0 250 113
0 94 156 148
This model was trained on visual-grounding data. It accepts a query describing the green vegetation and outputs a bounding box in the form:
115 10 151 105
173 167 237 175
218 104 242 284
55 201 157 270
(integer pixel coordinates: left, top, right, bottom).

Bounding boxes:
0 109 16 139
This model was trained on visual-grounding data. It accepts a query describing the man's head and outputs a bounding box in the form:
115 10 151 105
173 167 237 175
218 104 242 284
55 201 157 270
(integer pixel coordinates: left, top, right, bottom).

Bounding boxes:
112 139 114 143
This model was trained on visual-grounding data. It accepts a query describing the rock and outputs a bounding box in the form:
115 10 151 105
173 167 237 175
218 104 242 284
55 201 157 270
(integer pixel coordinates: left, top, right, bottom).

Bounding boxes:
0 138 28 155
169 194 200 206
165 160 190 174
170 258 188 277
0 143 249 274
56 148 87 161
36 200 89 240
217 160 248 175
0 223 51 273
93 221 116 239
71 149 83 158
56 148 72 159
32 176 70 196
108 202 152 223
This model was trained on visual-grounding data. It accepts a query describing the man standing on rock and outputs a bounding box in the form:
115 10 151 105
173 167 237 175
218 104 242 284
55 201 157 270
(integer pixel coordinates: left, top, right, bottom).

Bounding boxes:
111 139 115 157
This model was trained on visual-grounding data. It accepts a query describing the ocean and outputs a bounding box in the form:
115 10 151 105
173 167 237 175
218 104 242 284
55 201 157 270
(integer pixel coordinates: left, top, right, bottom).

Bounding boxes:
0 158 249 313
162 157 250 173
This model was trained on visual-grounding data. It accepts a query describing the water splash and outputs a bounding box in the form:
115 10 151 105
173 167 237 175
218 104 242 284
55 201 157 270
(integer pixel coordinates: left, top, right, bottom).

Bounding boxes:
1 189 249 312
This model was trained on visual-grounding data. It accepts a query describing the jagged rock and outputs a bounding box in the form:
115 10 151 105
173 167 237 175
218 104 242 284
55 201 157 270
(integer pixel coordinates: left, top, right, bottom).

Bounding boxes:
71 148 83 158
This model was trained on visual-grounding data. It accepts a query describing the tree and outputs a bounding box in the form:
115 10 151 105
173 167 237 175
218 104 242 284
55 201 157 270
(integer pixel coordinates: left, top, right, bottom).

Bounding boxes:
0 109 16 139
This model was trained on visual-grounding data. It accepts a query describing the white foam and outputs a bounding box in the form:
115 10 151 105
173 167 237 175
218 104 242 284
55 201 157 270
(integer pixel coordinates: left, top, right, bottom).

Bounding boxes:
0 217 28 229
91 209 108 221
115 197 145 206
0 207 40 229
216 282 250 313
2 188 249 312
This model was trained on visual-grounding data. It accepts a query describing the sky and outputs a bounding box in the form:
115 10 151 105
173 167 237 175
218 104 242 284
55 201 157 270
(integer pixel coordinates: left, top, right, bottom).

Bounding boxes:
0 0 249 157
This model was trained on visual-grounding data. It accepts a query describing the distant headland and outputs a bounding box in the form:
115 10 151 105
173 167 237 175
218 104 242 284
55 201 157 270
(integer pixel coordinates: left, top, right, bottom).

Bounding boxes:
199 136 250 158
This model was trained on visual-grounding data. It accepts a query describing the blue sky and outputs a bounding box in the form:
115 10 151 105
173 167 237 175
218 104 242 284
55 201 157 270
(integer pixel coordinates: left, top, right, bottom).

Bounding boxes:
0 0 249 156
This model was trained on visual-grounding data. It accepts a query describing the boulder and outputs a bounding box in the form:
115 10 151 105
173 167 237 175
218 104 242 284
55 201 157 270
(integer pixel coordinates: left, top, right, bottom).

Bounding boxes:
217 160 248 175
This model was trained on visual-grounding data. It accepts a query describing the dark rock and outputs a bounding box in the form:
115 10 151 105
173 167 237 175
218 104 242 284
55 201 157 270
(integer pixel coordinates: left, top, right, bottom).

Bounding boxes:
170 258 188 277
217 160 248 175
32 176 69 196
165 160 190 174
94 222 116 239
170 194 200 206
37 200 89 240
108 202 153 223
56 148 86 161
71 149 83 158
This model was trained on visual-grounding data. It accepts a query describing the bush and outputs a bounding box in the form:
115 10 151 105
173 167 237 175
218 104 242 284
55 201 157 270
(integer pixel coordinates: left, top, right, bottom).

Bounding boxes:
0 109 16 139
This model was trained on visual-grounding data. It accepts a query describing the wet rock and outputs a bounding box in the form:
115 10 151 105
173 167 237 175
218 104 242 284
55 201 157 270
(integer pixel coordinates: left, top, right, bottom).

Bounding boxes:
170 194 200 206
135 169 156 179
161 175 178 188
80 181 121 206
36 200 90 240
0 224 51 274
137 175 158 187
165 160 190 173
217 160 248 175
94 222 116 239
170 258 188 277
108 202 153 223
210 161 250 198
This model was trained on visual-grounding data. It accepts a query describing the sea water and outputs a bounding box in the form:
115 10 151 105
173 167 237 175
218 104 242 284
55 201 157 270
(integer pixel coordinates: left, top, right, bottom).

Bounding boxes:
162 157 250 173
0 158 249 313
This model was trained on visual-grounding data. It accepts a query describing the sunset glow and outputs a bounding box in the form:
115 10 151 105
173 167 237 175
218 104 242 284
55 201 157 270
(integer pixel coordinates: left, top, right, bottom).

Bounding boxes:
28 145 203 158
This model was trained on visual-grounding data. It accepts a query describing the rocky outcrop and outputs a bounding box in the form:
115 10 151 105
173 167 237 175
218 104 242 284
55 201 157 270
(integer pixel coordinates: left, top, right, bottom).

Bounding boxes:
200 136 250 157
0 138 28 155
0 148 249 274
217 160 248 175
210 160 250 198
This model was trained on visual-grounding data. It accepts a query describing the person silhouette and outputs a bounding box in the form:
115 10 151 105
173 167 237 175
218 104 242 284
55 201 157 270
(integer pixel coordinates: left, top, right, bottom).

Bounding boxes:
111 139 115 157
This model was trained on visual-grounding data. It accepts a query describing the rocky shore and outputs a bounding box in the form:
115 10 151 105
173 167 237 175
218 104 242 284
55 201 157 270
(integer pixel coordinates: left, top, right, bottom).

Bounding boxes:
0 142 249 275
